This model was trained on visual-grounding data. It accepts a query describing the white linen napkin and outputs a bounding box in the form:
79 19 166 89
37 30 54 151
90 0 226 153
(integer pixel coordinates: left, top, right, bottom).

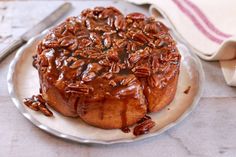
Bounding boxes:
126 0 236 86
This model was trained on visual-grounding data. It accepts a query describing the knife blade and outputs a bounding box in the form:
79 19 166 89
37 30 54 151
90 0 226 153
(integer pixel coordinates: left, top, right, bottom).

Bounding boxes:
0 2 72 62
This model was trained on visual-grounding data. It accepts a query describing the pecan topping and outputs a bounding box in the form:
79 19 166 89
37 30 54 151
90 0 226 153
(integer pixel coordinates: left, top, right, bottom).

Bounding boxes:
126 13 145 20
127 41 143 52
39 54 49 67
132 65 151 77
128 50 142 64
147 74 160 88
114 39 127 48
120 75 136 86
66 83 90 95
86 63 103 73
109 80 117 87
85 18 96 30
132 32 149 43
42 38 59 48
78 38 92 47
110 62 120 73
98 8 114 19
69 60 85 69
90 32 101 45
82 72 96 82
23 95 53 117
114 15 126 31
60 36 76 47
107 48 119 61
102 72 113 79
114 84 138 97
103 35 112 48
66 56 77 63
98 59 111 66
144 23 159 34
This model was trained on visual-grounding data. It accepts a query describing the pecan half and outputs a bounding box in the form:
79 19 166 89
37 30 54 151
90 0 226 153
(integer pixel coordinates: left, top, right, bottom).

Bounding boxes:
110 62 120 73
89 32 101 45
38 102 53 117
114 39 127 48
107 48 119 62
103 35 112 48
82 72 96 82
120 75 137 86
147 74 160 88
126 13 145 20
23 95 53 117
132 32 149 43
42 38 59 48
66 83 90 95
109 80 117 87
128 50 143 64
132 65 151 77
98 8 113 19
98 59 111 67
23 98 39 111
85 63 103 73
114 84 137 97
78 38 92 48
144 23 159 34
133 119 155 136
69 59 85 69
114 15 126 31
102 72 113 79
60 36 77 47
137 115 151 124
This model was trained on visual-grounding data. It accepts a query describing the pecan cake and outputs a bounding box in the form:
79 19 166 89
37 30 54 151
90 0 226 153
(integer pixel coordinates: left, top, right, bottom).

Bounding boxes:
33 7 181 129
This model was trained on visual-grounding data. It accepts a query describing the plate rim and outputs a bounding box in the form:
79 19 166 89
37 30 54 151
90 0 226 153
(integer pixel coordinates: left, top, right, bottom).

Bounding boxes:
7 29 205 145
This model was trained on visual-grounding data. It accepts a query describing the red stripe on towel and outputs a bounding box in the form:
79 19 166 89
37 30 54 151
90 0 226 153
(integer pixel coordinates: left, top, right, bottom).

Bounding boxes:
184 0 231 38
172 0 223 44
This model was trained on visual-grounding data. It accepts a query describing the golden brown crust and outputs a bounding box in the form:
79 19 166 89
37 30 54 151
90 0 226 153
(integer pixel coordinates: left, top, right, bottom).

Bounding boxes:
145 72 179 112
33 7 181 129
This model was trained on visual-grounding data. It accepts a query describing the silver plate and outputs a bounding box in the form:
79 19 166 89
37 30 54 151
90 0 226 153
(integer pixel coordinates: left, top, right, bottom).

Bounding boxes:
7 29 204 144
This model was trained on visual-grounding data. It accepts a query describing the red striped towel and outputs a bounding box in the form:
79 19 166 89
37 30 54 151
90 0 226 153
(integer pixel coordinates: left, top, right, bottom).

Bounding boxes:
127 0 236 86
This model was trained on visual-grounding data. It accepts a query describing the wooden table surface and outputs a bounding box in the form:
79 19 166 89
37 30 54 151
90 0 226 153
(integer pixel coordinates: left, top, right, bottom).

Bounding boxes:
0 1 236 157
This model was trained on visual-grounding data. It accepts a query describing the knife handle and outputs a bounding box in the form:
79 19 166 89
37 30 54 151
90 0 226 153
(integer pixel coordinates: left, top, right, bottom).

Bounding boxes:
0 38 26 62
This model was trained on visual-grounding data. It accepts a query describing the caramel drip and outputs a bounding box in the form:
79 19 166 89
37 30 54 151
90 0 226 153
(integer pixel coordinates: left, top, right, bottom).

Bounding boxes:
100 99 105 120
121 99 128 128
121 127 130 133
74 97 79 112
184 86 191 94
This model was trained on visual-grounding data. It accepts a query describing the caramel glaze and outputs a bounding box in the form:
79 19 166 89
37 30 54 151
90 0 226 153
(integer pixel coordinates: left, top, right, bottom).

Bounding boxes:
33 7 181 130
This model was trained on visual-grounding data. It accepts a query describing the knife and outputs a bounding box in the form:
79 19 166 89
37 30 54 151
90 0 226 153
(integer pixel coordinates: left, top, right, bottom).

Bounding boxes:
0 2 72 62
